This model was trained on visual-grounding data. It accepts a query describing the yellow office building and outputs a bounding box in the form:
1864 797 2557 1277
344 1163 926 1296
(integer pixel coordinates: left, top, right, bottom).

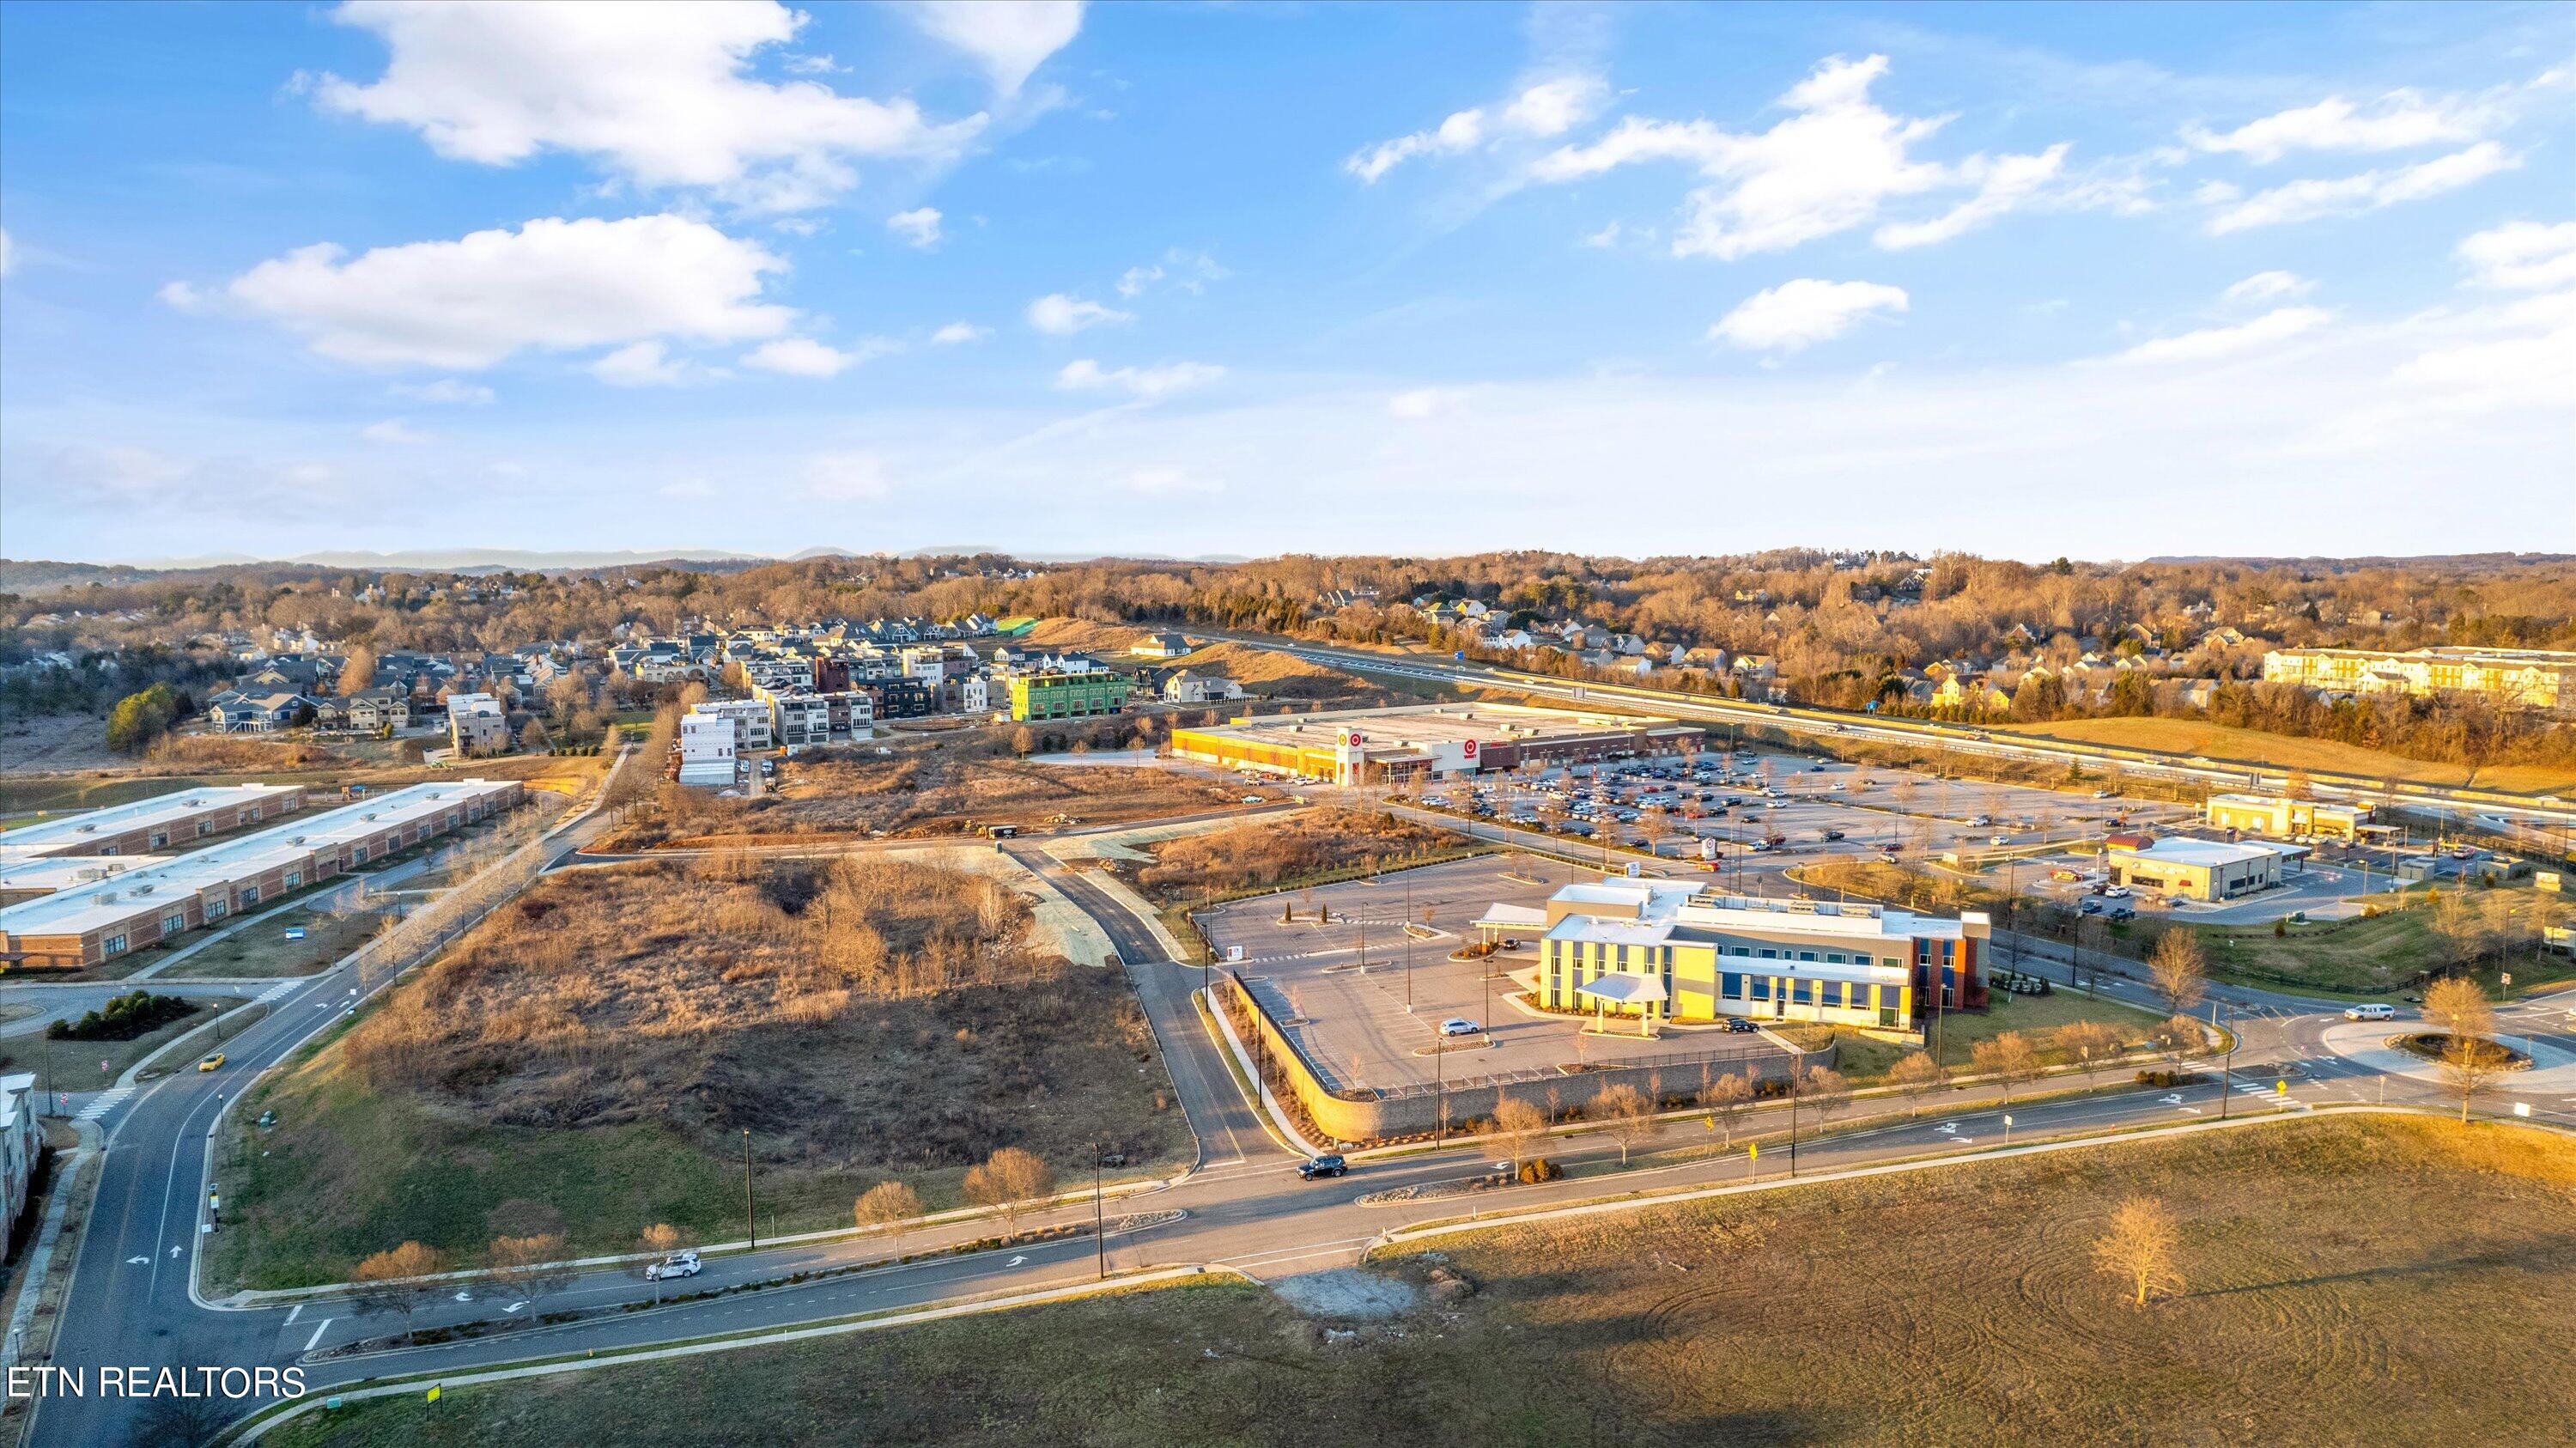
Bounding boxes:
2204 793 2368 840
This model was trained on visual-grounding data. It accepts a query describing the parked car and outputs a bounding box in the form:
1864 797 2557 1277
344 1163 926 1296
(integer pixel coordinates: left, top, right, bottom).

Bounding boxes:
1439 1017 1480 1037
2080 897 2104 915
1822 829 1845 841
646 1251 702 1281
2106 905 2136 922
1297 1154 1348 1180
1723 1017 1759 1033
1240 794 1266 805
2343 1003 2397 1021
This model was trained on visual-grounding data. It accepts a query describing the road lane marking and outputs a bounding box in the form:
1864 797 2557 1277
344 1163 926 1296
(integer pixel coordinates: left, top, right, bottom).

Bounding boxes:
303 1318 331 1353
285 1302 302 1326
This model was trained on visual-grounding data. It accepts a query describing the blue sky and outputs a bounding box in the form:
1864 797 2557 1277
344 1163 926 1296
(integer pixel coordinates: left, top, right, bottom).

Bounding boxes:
2 1 2569 564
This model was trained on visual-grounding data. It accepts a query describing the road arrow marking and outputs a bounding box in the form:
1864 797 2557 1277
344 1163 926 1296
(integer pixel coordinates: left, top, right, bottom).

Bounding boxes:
127 1256 149 1265
170 1245 185 1258
453 1290 474 1302
1007 1255 1028 1267
504 1301 526 1313
2159 1093 2184 1105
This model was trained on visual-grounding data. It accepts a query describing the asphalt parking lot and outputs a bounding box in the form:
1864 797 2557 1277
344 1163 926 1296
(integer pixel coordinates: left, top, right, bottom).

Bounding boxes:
1198 853 1790 1096
1434 748 2192 868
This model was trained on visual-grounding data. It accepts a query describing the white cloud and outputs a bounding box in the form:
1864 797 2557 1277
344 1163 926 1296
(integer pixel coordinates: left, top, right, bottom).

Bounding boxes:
2202 143 2516 233
2221 271 2314 305
1710 279 1909 352
2456 221 2576 291
313 1 982 210
1531 55 2070 259
802 450 894 501
2109 306 2333 365
743 337 873 376
392 378 496 405
2183 91 2493 162
2387 293 2573 418
360 417 430 445
1578 221 1624 249
1026 293 1132 335
886 206 944 249
1874 143 2069 249
1388 387 1469 419
902 0 1083 96
220 214 793 370
930 321 990 344
1346 74 1608 183
1055 358 1224 398
156 280 205 311
590 340 702 387
1115 249 1226 300
0 228 14 278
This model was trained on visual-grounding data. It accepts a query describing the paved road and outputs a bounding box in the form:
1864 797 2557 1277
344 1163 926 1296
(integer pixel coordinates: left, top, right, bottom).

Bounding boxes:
27 757 2569 1446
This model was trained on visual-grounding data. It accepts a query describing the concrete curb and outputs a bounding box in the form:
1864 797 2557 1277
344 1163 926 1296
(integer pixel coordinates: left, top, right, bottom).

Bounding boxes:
225 1264 1246 1444
1364 1103 2573 1259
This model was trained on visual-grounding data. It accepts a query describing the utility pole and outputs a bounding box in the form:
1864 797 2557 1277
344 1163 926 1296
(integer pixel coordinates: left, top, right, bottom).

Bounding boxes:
743 1129 756 1249
2217 1000 2235 1121
1093 1141 1107 1281
1404 879 1414 1010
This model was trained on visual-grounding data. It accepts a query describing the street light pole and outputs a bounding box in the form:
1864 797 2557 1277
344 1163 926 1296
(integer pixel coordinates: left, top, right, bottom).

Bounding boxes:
1093 1141 1106 1281
2218 1001 2235 1121
743 1128 756 1250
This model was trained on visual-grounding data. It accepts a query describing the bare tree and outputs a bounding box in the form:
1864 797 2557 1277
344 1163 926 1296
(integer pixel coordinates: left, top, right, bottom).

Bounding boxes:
856 1180 925 1258
485 1232 575 1324
2438 1033 2516 1122
350 1241 448 1343
2093 1196 2183 1307
1971 1031 2043 1108
963 1147 1055 1238
2148 931 2208 1015
2422 976 2494 1043
2053 1020 2126 1087
1699 1071 1754 1145
1795 1064 1853 1132
1489 1095 1547 1177
1889 1052 1947 1116
1589 1083 1656 1165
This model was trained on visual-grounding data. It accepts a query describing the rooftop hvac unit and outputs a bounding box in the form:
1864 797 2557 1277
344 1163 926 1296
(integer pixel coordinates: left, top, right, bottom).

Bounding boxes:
97 890 118 903
362 812 379 821
134 885 155 896
76 824 95 833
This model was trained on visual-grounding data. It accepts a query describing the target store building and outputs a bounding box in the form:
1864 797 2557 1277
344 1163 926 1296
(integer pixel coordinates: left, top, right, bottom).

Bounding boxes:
1168 703 1699 785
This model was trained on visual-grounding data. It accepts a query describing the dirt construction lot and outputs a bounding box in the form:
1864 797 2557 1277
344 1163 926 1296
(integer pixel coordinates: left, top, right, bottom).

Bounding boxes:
271 1115 2576 1447
1198 854 1790 1095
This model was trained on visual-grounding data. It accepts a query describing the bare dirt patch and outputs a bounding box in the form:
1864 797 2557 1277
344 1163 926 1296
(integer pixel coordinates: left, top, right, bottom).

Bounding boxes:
1127 806 1467 905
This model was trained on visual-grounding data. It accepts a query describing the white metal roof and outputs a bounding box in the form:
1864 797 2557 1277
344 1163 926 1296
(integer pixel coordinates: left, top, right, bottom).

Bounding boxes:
0 783 299 860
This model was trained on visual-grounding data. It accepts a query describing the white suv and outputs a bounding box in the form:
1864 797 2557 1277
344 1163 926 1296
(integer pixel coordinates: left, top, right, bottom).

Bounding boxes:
645 1251 702 1281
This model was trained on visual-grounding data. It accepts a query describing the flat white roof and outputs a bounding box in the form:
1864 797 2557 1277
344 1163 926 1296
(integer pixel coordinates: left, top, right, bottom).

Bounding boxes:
2112 836 2289 868
0 783 299 859
0 780 515 939
0 855 177 894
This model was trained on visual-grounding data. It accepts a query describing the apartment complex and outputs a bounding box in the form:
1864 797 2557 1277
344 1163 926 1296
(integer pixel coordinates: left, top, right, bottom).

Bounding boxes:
1009 671 1132 722
2203 793 2370 841
1501 879 1989 1032
1172 703 1699 786
0 779 523 968
0 784 302 861
2261 646 2576 713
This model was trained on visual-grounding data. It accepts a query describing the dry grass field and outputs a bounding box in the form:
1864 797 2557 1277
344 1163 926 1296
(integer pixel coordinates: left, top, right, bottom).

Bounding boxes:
271 1116 2574 1447
1992 715 2576 796
213 856 1188 1287
1127 807 1465 905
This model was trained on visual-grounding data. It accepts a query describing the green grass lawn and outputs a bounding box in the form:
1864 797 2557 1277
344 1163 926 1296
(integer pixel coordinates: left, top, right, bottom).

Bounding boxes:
2179 893 2575 998
156 902 386 980
1781 985 2171 1082
267 1115 2576 1448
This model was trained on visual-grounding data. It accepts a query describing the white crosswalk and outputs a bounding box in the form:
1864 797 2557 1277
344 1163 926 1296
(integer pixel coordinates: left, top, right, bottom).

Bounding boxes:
252 979 301 1005
76 1086 135 1123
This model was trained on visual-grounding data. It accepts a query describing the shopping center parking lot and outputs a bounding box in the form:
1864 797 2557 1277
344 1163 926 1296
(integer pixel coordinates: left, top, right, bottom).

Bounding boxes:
1197 853 1791 1096
1435 748 2194 864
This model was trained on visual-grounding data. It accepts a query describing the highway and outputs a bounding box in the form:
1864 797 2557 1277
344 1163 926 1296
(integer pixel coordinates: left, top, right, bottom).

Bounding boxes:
21 755 2571 1447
